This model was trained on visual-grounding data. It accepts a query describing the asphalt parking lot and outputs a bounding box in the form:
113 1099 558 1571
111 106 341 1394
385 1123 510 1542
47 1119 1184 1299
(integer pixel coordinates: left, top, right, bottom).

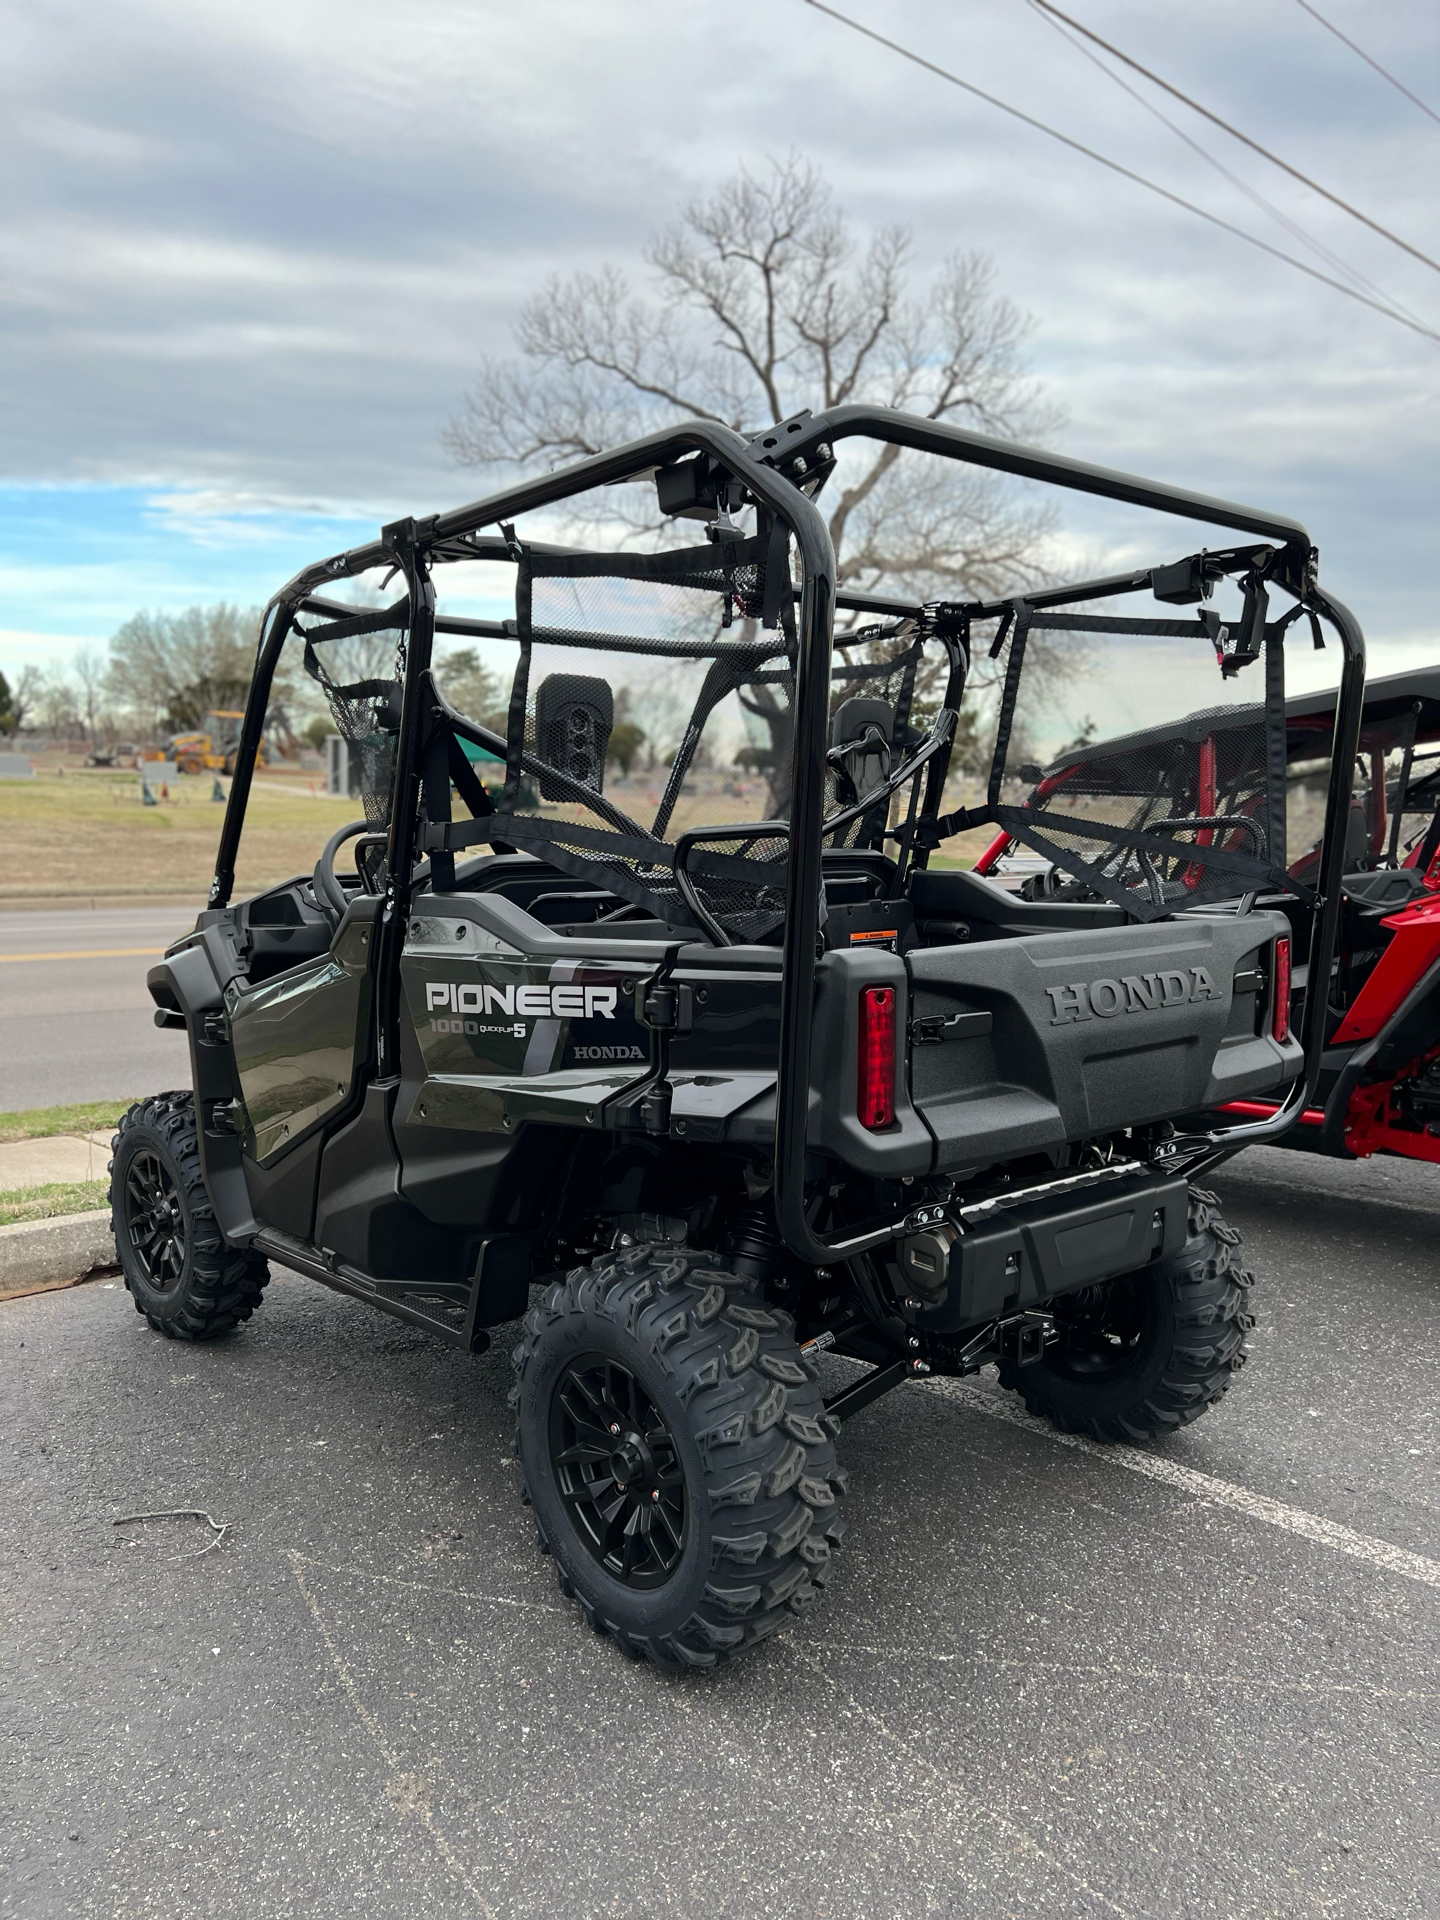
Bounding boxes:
3 1146 1436 1919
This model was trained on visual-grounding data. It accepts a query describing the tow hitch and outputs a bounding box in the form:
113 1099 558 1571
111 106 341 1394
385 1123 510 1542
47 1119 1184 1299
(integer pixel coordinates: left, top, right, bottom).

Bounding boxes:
995 1310 1054 1368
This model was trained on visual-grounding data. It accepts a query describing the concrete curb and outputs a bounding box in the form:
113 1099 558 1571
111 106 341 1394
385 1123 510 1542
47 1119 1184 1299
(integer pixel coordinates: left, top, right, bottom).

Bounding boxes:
0 1210 118 1297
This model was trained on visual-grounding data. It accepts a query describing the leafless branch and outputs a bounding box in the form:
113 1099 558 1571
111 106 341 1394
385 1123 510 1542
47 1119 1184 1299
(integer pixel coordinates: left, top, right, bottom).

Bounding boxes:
442 155 1060 608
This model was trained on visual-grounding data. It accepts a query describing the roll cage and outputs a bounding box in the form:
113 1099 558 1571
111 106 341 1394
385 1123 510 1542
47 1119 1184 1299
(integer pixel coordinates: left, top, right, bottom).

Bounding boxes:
210 405 1367 1266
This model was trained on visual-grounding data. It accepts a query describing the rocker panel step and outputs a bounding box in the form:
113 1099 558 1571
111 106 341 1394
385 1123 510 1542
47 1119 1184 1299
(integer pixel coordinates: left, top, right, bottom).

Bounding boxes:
252 1228 485 1349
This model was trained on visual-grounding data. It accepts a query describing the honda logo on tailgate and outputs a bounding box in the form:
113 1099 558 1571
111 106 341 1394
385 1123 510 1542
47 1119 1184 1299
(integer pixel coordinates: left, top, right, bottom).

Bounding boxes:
1046 967 1222 1024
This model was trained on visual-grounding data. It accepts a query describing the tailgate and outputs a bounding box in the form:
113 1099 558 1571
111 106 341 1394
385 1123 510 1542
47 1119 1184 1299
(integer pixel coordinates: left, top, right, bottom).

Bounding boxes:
907 910 1300 1170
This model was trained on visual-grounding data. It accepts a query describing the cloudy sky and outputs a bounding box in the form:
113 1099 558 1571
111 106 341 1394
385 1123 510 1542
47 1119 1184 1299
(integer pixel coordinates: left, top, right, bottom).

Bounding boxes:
3 0 1437 688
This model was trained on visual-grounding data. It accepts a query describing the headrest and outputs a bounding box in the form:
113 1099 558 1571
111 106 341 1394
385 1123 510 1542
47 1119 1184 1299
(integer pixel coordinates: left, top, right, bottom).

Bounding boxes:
829 696 893 800
534 674 613 799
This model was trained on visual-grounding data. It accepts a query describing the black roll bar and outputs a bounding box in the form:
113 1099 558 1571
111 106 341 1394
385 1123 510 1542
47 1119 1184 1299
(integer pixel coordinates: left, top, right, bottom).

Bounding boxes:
209 602 292 912
211 403 1362 1270
1161 587 1366 1172
752 405 1313 571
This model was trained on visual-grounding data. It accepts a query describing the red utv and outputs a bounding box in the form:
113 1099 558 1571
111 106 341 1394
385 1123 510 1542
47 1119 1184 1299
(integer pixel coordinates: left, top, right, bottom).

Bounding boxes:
980 666 1440 1167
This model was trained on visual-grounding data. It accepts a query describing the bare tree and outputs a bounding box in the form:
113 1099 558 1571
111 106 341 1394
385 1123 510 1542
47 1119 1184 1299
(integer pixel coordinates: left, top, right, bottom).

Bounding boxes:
445 159 1089 809
33 668 83 738
5 665 43 734
72 646 108 744
444 155 1059 607
107 605 262 735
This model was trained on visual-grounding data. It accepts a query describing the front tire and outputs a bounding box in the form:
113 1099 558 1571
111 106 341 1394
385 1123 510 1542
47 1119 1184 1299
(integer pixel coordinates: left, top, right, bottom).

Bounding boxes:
512 1243 848 1669
110 1093 269 1340
999 1186 1255 1441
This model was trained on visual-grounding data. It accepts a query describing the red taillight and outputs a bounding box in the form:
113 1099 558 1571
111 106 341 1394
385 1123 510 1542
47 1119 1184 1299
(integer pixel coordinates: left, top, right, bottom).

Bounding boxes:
1272 937 1292 1042
857 985 896 1130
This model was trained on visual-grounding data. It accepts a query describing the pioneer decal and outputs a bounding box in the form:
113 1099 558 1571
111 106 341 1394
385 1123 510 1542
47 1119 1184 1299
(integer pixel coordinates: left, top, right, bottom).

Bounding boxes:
1046 966 1222 1025
424 981 618 1020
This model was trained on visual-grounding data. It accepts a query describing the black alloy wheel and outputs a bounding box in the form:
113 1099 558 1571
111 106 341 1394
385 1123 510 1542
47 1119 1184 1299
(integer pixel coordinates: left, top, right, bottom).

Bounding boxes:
512 1243 848 1668
110 1093 270 1341
549 1355 687 1588
124 1149 187 1291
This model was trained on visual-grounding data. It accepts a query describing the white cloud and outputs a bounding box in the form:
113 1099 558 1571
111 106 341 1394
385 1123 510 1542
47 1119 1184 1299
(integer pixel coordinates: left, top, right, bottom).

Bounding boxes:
0 0 1435 653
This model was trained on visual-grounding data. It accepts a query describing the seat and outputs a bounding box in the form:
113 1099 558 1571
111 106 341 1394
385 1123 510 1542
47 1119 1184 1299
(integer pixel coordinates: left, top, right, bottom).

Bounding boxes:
910 866 1128 938
829 696 894 801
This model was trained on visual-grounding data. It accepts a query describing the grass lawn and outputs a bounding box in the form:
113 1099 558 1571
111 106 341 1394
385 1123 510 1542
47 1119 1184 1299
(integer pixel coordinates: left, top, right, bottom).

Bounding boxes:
0 1179 110 1227
0 1101 128 1222
0 764 994 904
0 1098 144 1144
0 767 361 902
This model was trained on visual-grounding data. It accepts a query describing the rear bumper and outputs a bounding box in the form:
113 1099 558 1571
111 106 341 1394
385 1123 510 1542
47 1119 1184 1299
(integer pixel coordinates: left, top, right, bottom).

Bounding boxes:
907 1167 1191 1335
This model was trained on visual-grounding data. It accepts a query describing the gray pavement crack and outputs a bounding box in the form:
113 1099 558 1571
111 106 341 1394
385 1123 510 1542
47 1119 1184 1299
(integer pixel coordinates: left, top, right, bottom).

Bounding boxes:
287 1550 499 1919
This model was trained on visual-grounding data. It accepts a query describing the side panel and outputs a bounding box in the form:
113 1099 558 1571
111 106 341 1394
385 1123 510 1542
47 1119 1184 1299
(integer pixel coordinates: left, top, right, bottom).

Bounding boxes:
395 906 792 1219
398 910 650 1134
313 1082 478 1282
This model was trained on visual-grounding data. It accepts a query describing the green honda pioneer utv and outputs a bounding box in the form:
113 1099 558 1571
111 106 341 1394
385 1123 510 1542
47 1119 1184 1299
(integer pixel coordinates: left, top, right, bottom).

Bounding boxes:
113 406 1364 1668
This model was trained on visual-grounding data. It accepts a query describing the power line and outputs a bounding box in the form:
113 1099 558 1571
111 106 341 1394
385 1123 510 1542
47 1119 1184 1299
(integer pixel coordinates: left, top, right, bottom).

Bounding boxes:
803 0 1440 346
1030 0 1440 277
1293 0 1440 129
1028 0 1429 329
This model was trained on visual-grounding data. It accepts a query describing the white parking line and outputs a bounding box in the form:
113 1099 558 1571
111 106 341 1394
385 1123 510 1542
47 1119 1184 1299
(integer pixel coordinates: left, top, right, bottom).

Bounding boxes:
929 1377 1440 1592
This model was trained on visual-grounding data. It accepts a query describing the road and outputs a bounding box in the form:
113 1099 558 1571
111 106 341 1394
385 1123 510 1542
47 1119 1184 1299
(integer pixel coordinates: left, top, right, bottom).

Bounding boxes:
2 1147 1436 1918
0 908 202 1112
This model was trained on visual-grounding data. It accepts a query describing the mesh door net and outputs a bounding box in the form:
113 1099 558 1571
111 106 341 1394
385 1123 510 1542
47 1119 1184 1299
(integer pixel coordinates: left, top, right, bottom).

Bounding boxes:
300 601 408 828
984 605 1296 919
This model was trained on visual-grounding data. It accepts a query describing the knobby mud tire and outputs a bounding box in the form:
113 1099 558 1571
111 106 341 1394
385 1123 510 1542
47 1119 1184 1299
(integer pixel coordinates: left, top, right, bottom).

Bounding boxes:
110 1093 270 1341
999 1186 1255 1443
512 1243 848 1670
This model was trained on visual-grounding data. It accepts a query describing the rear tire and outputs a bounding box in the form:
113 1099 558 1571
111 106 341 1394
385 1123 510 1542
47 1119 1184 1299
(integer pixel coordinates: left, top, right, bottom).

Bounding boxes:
999 1186 1255 1441
110 1093 269 1340
512 1242 848 1669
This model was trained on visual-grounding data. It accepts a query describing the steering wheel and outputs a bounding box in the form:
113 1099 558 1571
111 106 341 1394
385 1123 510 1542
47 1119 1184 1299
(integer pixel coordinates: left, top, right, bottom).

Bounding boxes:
313 818 374 923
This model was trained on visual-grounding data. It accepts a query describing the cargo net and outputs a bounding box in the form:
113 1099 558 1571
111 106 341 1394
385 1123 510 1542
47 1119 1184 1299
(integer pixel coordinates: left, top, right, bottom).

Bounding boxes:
299 601 407 828
984 605 1295 920
446 536 938 940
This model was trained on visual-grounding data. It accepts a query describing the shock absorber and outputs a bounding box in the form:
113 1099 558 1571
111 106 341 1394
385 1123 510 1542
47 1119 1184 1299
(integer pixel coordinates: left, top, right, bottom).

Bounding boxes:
728 1202 783 1289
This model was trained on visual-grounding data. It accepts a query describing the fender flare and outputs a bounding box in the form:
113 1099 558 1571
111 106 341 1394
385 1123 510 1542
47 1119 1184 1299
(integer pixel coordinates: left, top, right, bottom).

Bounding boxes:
145 939 259 1244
